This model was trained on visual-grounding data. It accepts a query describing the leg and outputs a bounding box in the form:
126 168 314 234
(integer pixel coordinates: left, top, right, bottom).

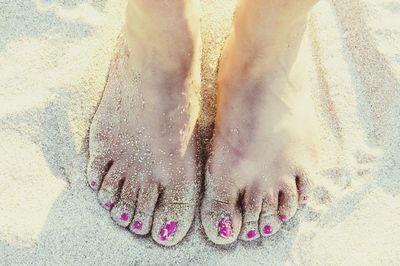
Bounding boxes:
87 0 201 246
201 0 319 244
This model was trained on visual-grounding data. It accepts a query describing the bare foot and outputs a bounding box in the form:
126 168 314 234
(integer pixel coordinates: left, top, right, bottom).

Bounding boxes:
201 0 320 244
86 0 201 246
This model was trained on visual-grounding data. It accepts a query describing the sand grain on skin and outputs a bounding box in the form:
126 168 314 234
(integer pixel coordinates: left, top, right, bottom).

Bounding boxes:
0 0 400 265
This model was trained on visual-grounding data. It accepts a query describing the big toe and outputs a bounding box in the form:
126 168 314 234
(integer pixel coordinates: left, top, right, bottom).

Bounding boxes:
151 183 197 246
201 175 241 245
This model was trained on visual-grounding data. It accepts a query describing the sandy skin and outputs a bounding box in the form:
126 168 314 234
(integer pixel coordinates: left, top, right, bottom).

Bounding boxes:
201 0 320 244
87 0 319 246
87 0 201 246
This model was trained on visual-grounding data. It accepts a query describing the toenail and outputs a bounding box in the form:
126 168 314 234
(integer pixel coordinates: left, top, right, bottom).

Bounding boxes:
263 225 272 235
132 220 142 230
89 180 97 189
160 220 177 241
103 201 114 210
247 229 257 239
120 212 130 222
218 217 233 238
279 213 287 222
303 195 308 201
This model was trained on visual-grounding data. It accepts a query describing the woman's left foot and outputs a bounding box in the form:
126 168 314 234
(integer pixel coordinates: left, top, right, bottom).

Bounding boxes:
201 0 320 244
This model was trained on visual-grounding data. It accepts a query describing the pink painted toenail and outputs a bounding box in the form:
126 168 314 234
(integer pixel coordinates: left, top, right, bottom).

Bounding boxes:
89 180 97 189
279 214 287 222
303 195 308 201
104 201 114 210
132 220 142 230
263 225 272 235
247 230 256 239
160 220 177 241
218 217 233 238
120 212 129 222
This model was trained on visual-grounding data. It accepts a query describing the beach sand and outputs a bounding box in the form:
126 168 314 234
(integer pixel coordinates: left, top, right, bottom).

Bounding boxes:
0 0 399 265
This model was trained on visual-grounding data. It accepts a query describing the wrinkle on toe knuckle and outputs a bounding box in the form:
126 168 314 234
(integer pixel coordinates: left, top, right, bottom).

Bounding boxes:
167 202 192 206
260 207 277 217
210 198 234 208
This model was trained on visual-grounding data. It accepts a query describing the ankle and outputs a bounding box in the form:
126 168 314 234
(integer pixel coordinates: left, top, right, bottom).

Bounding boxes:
219 17 307 86
125 29 199 74
125 1 200 74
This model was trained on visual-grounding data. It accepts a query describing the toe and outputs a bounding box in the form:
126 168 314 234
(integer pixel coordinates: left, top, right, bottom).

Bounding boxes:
296 170 311 204
278 180 298 222
201 175 241 245
111 176 139 227
239 185 263 241
201 198 241 245
151 182 197 246
130 181 159 235
259 193 281 237
98 163 126 210
86 155 112 191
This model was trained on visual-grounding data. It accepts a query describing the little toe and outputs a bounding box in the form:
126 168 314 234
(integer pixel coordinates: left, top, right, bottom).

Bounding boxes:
278 180 299 222
130 181 159 235
259 194 281 237
98 163 126 210
86 155 112 191
239 186 263 241
296 171 311 204
151 181 197 246
111 176 139 227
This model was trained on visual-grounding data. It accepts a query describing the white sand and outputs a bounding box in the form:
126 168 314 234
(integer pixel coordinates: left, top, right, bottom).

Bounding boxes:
1 0 400 265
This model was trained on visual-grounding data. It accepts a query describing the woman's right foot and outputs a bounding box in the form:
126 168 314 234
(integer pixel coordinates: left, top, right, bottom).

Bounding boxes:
86 0 201 246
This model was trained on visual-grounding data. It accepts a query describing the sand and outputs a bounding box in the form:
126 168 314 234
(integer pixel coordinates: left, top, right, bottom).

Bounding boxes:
1 0 399 265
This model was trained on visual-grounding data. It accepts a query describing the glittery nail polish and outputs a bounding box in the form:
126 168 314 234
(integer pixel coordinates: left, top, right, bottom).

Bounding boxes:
160 220 177 241
218 217 233 238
